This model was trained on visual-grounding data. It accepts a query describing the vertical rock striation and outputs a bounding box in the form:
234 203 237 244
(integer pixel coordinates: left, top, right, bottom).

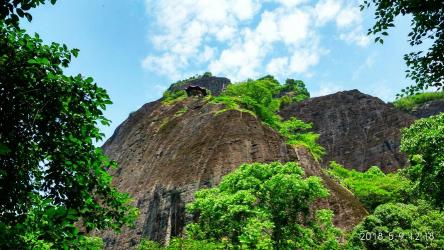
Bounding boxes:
98 97 367 249
279 90 416 172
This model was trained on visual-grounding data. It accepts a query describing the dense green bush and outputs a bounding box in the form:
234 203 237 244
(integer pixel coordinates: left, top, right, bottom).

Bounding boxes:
393 91 444 112
185 162 342 249
137 238 224 250
278 118 325 161
348 202 444 249
401 113 444 208
326 162 411 211
279 79 310 107
219 77 282 127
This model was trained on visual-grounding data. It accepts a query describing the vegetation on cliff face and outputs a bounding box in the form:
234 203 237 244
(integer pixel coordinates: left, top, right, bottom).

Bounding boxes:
326 162 411 211
137 238 224 250
161 75 323 161
211 76 324 161
162 89 187 105
185 162 340 249
343 113 444 249
393 91 444 112
278 78 310 108
401 113 444 208
0 2 136 249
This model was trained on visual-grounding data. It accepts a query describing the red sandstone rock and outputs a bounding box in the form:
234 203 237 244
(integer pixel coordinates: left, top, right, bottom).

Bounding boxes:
98 97 367 249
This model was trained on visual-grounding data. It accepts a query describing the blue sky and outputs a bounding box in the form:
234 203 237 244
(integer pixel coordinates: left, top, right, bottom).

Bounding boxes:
23 0 414 142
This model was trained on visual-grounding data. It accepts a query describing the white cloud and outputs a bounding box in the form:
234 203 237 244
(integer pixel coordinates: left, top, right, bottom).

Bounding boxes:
198 46 216 63
289 48 321 73
336 5 362 28
143 0 370 80
314 0 341 25
142 53 181 79
209 35 265 81
272 0 308 7
266 57 289 76
340 26 370 47
278 10 311 45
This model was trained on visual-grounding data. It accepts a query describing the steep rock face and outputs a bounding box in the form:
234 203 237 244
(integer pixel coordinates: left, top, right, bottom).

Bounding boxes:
408 99 444 118
99 97 367 249
279 90 416 172
167 76 230 96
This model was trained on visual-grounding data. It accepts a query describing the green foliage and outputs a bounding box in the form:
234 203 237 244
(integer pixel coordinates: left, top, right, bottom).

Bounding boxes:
219 77 281 127
137 238 224 250
0 195 106 249
279 79 310 107
279 118 325 161
168 238 225 249
348 202 444 249
361 0 444 95
0 0 57 26
174 107 188 118
186 162 342 249
162 90 187 105
393 91 444 112
0 6 136 249
137 239 162 250
212 77 324 161
401 113 444 208
78 237 104 250
326 162 411 211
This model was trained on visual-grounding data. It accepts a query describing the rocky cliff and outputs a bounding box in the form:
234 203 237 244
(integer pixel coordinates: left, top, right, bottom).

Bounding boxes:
167 76 230 96
98 97 367 249
279 90 416 172
407 99 444 118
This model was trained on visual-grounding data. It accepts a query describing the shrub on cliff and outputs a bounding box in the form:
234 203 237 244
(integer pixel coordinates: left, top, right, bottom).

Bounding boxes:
326 162 411 211
393 91 444 112
220 77 282 127
279 118 325 161
212 77 325 162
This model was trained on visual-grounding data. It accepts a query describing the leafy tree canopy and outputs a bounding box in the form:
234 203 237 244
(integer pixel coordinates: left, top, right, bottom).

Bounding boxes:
279 79 310 105
0 2 136 249
361 0 444 95
185 162 342 249
401 113 444 208
349 202 444 249
0 0 56 26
